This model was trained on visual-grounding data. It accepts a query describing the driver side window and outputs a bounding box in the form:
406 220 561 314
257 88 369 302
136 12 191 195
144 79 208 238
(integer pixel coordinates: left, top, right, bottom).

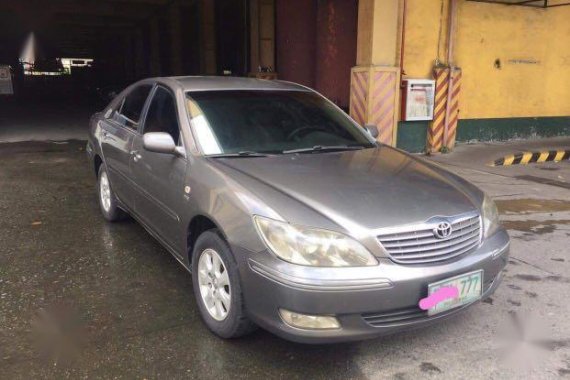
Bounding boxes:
142 87 181 144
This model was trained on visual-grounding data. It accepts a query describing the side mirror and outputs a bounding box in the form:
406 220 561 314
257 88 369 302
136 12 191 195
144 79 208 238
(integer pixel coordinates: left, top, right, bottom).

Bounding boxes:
143 132 184 156
364 124 379 139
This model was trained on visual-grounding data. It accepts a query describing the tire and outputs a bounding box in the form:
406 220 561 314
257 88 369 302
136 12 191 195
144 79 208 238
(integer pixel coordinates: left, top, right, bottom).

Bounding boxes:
97 165 126 222
192 230 257 339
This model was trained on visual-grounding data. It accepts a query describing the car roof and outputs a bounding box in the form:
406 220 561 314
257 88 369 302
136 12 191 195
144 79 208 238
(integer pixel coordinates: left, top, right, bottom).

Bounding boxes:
165 76 310 92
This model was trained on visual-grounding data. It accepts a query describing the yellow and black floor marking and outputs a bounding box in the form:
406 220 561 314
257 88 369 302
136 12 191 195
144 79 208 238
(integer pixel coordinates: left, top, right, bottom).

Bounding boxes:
490 150 570 167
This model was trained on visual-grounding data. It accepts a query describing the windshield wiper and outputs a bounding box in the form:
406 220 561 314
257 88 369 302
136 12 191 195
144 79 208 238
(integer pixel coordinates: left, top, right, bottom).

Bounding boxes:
208 151 269 158
282 145 366 155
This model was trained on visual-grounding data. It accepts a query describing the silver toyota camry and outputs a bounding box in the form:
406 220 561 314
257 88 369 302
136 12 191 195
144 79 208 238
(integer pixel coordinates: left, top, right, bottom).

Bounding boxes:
87 77 509 343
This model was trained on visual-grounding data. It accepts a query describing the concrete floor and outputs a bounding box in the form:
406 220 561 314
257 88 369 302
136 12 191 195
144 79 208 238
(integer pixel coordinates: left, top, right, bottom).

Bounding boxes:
0 137 569 379
0 99 95 143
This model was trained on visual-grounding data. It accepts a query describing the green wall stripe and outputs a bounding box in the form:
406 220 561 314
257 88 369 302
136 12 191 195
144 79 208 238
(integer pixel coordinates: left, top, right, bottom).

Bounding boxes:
396 116 570 153
396 121 429 153
456 117 570 142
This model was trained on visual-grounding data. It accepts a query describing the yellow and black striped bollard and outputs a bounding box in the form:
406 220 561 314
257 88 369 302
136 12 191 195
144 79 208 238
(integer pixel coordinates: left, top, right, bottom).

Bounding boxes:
490 150 570 167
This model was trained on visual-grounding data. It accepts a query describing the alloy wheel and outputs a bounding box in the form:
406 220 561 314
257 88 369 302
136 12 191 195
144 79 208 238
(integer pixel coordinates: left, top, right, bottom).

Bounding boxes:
198 248 231 321
100 171 112 212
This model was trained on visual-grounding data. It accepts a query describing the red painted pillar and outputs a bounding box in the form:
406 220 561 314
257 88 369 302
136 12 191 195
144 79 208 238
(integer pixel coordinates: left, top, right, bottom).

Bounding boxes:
275 0 317 88
315 0 357 110
276 0 357 110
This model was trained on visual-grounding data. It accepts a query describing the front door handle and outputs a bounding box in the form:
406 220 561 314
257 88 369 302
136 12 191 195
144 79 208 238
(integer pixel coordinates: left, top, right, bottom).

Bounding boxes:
131 151 142 163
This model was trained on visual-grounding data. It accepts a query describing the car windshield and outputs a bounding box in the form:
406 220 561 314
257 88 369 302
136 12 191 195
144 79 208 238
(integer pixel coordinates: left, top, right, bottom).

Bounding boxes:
185 90 376 156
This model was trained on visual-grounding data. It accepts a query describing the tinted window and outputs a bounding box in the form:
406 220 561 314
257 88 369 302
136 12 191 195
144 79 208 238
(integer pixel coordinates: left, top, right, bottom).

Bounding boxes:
186 91 374 155
143 87 180 143
118 85 152 129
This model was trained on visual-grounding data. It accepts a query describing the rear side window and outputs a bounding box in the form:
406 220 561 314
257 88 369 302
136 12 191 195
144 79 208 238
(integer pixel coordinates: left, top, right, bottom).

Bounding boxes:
116 85 152 129
143 87 180 143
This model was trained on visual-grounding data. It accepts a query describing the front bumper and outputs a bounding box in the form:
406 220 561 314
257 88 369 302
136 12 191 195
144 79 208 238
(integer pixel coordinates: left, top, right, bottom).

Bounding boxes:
238 229 510 344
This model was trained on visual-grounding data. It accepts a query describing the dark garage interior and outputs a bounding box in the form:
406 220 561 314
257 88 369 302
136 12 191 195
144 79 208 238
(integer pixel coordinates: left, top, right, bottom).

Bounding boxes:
0 0 358 142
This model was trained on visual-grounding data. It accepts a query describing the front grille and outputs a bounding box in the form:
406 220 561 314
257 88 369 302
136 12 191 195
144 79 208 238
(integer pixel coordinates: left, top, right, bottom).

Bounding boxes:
377 212 482 264
362 307 427 327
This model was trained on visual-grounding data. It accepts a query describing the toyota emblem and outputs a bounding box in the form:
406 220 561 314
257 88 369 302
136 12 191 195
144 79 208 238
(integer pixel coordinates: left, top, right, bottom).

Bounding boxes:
433 222 452 239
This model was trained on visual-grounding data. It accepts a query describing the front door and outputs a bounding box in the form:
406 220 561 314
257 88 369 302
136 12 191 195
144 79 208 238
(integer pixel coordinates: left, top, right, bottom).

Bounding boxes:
100 84 153 210
130 86 187 255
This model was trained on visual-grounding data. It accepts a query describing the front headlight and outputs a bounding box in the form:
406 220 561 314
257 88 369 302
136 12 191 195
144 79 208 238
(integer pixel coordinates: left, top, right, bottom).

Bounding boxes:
482 194 500 238
253 216 378 267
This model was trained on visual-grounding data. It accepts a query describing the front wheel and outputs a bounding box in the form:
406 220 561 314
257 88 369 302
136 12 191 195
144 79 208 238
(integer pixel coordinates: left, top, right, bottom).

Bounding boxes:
97 165 126 222
192 230 256 338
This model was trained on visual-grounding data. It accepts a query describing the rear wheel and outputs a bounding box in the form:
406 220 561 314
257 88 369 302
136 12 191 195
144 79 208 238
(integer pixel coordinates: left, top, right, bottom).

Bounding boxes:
97 165 126 222
192 230 256 338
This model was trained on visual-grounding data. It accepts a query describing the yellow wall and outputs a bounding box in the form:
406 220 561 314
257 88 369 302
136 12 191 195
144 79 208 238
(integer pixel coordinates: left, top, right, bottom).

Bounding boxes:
403 0 570 119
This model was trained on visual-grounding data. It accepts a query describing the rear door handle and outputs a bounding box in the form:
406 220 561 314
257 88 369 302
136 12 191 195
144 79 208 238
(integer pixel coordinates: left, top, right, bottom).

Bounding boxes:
131 151 142 162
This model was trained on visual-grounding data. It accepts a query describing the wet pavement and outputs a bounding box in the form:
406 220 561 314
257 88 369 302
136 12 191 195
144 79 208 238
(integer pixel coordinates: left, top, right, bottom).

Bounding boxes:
1 139 569 379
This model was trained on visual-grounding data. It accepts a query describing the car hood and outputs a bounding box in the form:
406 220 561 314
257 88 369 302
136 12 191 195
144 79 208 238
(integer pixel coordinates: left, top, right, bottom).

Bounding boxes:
214 147 478 230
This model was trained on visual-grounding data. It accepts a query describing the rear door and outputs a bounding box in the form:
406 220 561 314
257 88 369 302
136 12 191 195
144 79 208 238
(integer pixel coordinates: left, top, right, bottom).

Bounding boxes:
100 84 153 210
130 86 187 254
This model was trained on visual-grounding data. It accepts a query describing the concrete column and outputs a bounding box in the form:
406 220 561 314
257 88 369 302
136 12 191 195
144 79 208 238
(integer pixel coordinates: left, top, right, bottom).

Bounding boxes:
199 0 216 75
149 17 162 76
250 0 275 75
351 0 401 145
356 0 400 67
169 2 184 75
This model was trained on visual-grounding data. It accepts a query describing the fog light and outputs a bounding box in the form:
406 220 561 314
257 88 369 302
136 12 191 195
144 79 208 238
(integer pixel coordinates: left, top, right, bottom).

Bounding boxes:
279 309 340 330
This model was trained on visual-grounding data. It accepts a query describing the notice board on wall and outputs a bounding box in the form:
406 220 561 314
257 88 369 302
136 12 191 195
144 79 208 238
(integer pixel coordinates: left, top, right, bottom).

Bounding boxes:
401 79 435 121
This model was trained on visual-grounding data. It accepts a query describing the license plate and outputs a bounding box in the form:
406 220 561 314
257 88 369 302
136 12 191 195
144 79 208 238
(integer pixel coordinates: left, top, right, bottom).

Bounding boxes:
427 270 483 316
